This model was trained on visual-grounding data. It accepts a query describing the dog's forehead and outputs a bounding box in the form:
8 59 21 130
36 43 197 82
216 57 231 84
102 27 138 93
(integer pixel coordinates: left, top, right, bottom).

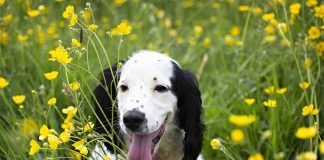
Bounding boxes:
119 51 177 84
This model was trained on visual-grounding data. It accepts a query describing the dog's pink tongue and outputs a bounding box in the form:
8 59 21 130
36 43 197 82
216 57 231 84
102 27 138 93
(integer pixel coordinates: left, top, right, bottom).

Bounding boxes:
128 133 155 160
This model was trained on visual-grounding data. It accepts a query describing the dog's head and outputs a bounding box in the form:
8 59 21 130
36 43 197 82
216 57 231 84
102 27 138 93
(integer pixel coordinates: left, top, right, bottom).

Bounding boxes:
94 50 204 160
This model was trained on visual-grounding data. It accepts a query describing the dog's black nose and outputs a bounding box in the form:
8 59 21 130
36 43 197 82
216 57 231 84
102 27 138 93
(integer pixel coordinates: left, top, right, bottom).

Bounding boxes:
123 111 145 131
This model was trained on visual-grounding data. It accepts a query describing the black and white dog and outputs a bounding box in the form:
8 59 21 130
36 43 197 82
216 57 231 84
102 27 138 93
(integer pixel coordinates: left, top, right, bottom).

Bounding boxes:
92 51 204 160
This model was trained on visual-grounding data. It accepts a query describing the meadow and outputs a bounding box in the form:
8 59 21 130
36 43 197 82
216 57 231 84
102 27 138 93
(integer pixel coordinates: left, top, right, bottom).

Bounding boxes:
0 0 324 159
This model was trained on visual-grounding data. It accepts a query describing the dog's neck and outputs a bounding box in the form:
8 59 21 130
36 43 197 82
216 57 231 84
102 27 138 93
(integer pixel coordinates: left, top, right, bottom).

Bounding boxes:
153 120 185 160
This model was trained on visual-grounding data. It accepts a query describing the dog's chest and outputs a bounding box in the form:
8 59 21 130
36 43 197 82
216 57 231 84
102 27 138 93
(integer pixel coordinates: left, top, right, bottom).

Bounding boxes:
153 124 185 160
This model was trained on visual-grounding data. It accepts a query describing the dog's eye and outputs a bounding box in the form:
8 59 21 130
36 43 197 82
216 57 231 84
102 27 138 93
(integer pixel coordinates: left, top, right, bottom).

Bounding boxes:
154 85 168 92
120 85 128 92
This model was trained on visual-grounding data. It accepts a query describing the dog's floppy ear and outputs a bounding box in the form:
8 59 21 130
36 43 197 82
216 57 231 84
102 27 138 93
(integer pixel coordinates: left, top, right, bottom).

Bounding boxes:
171 62 205 160
93 61 124 152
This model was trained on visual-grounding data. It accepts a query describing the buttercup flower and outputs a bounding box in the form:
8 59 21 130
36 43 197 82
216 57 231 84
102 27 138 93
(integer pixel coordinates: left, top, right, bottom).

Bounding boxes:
210 139 221 150
229 114 256 126
69 82 80 91
114 0 126 6
264 86 275 94
27 9 40 17
63 5 74 19
39 125 51 140
244 98 255 106
308 26 320 39
314 5 324 19
111 22 132 36
44 71 59 80
59 131 70 143
62 106 77 116
193 25 203 37
248 153 264 160
48 134 60 150
231 129 244 143
83 122 94 133
29 140 40 155
104 155 111 160
61 121 75 132
296 152 317 160
289 3 301 15
238 5 250 12
49 46 73 64
302 104 319 116
306 0 317 7
299 81 310 90
320 141 324 154
72 139 88 155
263 99 277 108
12 95 26 105
295 126 317 139
0 77 9 89
47 97 57 106
276 87 287 95
230 26 240 36
262 13 275 22
71 39 81 47
88 24 98 31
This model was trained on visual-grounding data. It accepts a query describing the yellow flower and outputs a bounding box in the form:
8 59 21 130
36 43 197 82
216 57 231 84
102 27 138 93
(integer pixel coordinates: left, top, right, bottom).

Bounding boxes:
306 0 317 7
114 0 126 6
0 30 8 45
72 139 88 155
38 5 48 14
44 71 59 80
299 81 310 90
224 35 235 46
314 5 324 19
63 5 74 19
104 155 111 160
71 151 82 160
262 13 275 22
231 129 244 143
296 152 317 160
203 37 210 48
12 95 26 105
49 46 73 64
277 23 287 33
210 139 221 150
88 24 98 31
0 77 9 89
61 121 75 131
20 118 38 136
248 153 264 160
69 82 80 91
263 99 277 108
59 131 70 143
71 38 81 47
320 141 324 154
229 114 256 126
111 22 132 36
308 26 320 39
27 9 40 18
264 25 275 34
290 3 301 15
238 5 250 12
29 140 40 155
69 14 78 27
62 106 77 116
315 41 324 57
48 134 60 150
276 87 287 95
252 7 263 15
17 34 28 43
0 0 5 6
295 126 317 139
302 104 319 116
3 14 12 25
230 26 240 36
264 86 275 94
193 25 203 37
83 122 94 133
39 125 52 140
264 35 276 43
244 98 255 106
303 58 313 69
47 97 57 106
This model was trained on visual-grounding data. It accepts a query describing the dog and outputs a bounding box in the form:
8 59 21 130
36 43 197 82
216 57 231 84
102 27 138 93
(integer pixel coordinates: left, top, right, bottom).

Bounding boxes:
92 50 204 160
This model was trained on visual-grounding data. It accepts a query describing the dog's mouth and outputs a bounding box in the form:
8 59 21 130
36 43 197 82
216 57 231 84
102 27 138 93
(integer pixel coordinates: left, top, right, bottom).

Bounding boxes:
127 117 168 160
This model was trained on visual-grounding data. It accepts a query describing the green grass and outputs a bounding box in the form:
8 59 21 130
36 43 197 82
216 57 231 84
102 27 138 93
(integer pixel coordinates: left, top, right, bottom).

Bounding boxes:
0 0 324 159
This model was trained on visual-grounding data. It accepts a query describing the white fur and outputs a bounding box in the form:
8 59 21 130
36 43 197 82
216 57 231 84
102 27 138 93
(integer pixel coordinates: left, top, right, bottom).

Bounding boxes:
117 51 178 134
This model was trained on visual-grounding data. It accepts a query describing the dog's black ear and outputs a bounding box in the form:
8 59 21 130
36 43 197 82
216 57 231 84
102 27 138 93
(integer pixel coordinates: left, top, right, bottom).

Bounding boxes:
93 61 124 152
171 62 205 160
